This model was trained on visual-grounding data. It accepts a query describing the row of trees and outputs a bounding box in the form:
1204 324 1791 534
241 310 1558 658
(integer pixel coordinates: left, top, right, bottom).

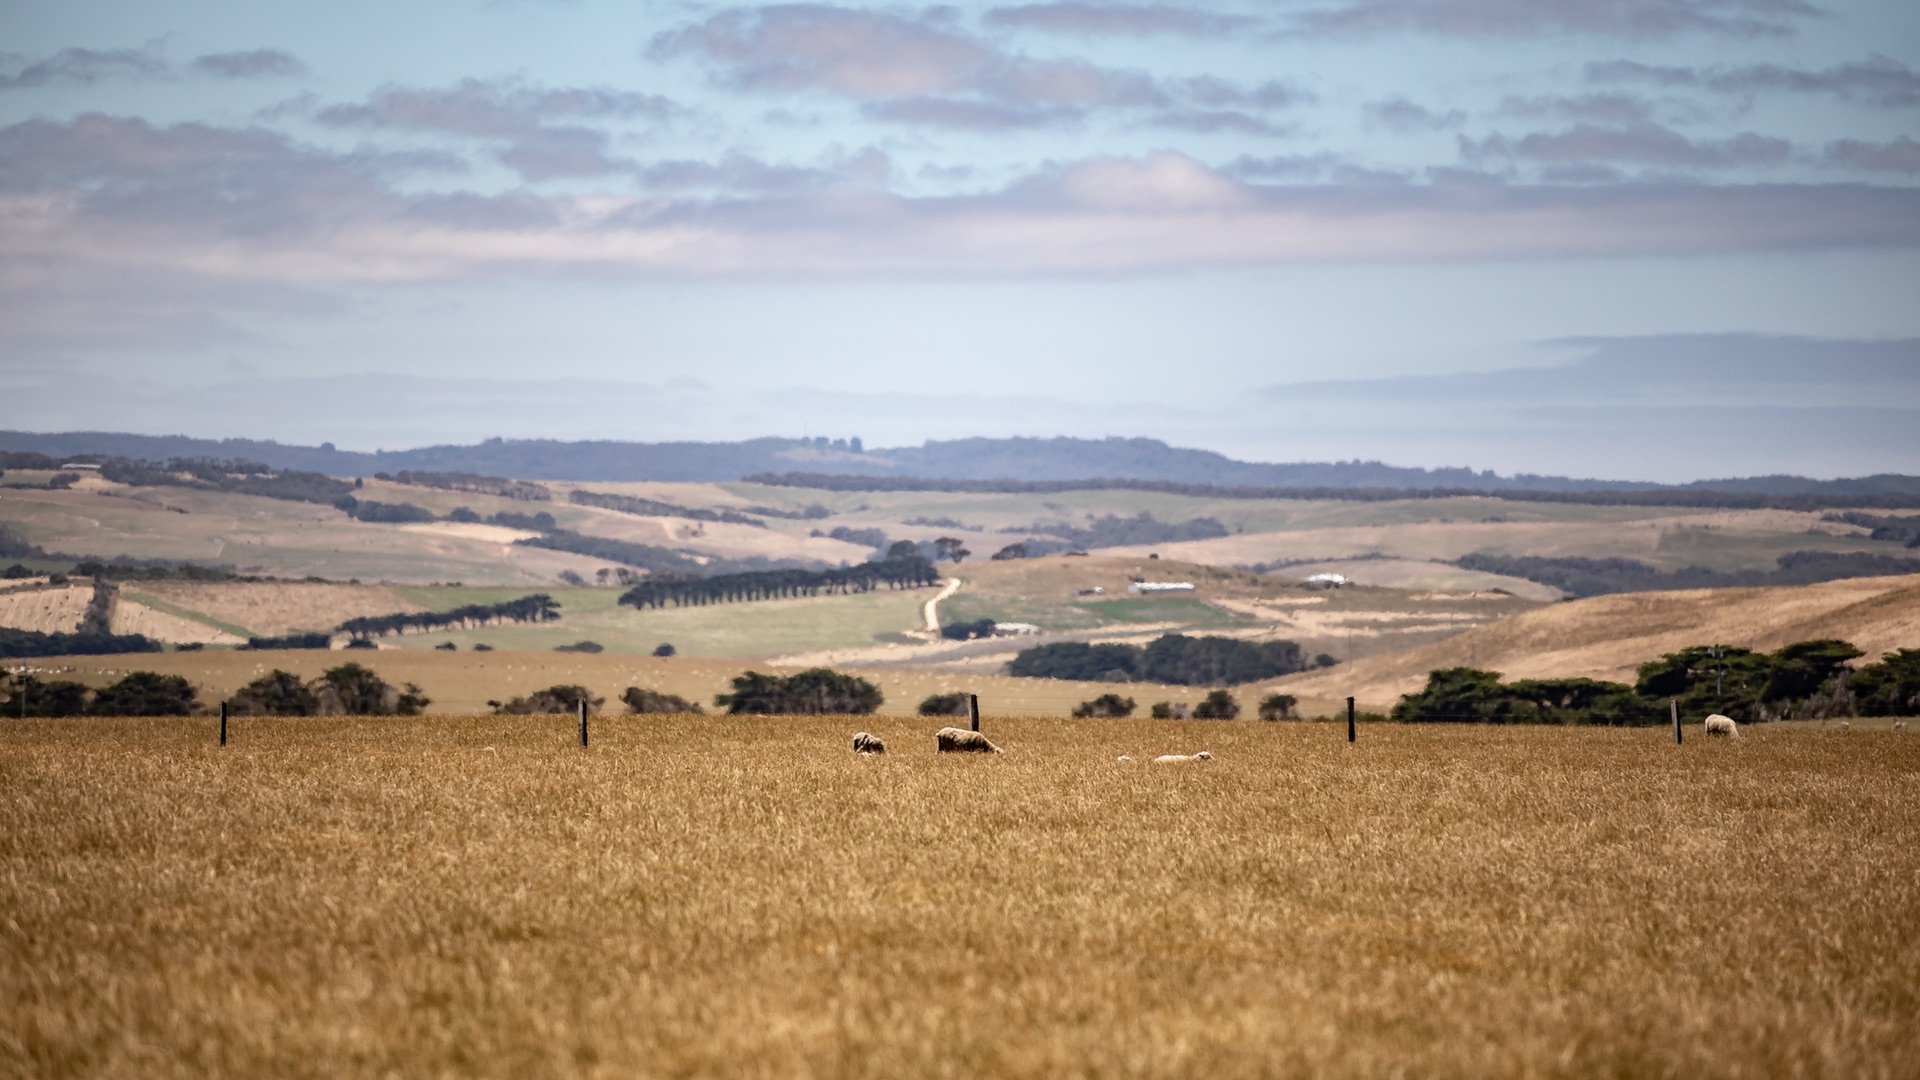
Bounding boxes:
335 594 561 640
227 664 431 716
1070 691 1298 719
1390 640 1920 724
569 489 765 528
489 684 704 714
1008 634 1336 687
2 670 197 716
617 556 940 610
1456 551 1920 599
100 457 356 505
381 470 552 502
0 626 160 659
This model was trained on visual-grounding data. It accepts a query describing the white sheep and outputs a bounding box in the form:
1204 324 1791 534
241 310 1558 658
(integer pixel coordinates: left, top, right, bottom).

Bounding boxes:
1894 721 1908 732
851 732 886 755
1116 755 1135 763
936 727 1002 754
1151 751 1214 764
1837 721 1851 732
1703 714 1739 737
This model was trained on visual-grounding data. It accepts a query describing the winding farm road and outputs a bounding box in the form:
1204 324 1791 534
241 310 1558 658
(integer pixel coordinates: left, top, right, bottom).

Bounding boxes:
923 577 961 634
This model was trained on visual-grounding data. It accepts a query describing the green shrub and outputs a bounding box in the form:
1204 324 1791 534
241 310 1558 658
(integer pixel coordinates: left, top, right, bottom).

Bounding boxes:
1071 693 1136 719
1192 690 1239 720
918 692 970 717
621 687 703 714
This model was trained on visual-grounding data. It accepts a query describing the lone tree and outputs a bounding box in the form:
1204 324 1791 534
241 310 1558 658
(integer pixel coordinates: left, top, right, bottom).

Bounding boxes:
1071 693 1136 719
621 687 703 714
917 692 970 717
1192 690 1240 720
934 537 971 564
1257 693 1298 721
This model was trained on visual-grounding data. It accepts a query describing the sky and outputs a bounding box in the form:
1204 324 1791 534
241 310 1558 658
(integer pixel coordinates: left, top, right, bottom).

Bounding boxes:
1 0 1917 479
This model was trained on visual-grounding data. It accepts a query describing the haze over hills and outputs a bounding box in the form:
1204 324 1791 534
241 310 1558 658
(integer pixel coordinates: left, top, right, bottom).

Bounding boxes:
5 430 1919 496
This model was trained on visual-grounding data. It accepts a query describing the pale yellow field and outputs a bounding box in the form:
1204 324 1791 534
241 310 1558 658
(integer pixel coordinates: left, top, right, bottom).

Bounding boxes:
2 718 1914 1077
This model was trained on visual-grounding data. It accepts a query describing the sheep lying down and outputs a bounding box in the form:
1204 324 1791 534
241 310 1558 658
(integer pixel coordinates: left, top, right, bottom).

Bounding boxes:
1150 751 1214 764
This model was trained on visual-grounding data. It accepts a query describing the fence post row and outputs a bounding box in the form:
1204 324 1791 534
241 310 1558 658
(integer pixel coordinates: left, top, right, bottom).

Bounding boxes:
579 698 589 749
1671 698 1681 745
220 701 228 747
968 693 980 733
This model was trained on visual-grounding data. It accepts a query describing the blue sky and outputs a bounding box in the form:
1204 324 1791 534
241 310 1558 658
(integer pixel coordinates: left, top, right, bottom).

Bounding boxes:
2 0 1917 478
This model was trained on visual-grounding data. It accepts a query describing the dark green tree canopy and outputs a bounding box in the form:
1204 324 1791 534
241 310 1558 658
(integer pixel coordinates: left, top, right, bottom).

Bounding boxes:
717 668 883 715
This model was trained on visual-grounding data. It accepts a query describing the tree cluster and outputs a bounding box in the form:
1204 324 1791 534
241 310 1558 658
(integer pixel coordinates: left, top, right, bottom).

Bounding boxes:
3 670 196 716
621 686 703 714
1008 634 1323 687
518 529 706 574
243 632 332 650
383 470 552 502
1822 511 1920 547
715 668 883 715
0 626 161 659
1389 638 1912 725
618 556 940 610
569 489 767 528
335 593 560 640
918 692 970 717
1456 551 1920 599
942 618 996 641
1017 511 1229 550
226 663 429 715
98 457 355 505
492 684 603 715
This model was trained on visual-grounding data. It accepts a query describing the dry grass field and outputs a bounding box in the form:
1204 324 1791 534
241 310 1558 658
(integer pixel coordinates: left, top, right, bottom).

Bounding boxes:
1 717 1914 1078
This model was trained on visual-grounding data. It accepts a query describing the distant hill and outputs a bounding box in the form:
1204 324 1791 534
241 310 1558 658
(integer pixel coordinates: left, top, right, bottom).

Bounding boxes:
3 430 1917 496
1274 574 1920 710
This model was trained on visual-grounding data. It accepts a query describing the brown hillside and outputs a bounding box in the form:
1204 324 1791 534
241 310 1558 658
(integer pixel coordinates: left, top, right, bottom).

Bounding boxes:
1272 574 1920 711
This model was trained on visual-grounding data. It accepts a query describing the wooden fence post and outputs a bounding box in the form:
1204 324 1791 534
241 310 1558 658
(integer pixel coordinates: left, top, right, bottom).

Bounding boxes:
1671 698 1681 745
220 701 228 747
968 693 980 733
1347 697 1355 744
579 698 588 749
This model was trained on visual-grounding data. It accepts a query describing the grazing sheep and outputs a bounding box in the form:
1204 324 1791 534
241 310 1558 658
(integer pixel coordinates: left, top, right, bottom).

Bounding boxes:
936 727 1002 754
1894 721 1908 732
1151 751 1214 764
851 732 886 755
1838 721 1851 732
1703 714 1738 737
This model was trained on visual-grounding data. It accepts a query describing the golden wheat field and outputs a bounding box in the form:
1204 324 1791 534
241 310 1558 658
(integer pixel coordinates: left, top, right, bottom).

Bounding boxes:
2 716 1916 1078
